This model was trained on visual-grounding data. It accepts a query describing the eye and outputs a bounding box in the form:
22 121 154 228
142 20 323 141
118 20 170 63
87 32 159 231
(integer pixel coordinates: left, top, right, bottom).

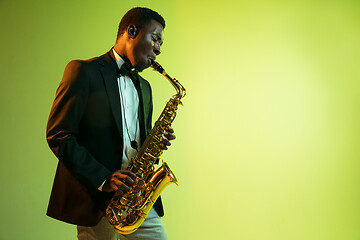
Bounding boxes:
152 35 159 42
151 35 163 47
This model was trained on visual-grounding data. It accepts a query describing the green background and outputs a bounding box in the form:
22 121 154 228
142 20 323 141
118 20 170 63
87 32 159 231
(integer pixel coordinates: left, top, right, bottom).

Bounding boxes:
1 0 360 239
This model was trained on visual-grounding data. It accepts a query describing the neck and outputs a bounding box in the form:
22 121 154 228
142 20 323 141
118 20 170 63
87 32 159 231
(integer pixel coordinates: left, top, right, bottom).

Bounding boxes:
114 42 133 67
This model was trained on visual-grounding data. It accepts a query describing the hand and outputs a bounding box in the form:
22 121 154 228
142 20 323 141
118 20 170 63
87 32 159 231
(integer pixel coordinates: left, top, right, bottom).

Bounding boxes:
102 170 137 195
161 126 176 150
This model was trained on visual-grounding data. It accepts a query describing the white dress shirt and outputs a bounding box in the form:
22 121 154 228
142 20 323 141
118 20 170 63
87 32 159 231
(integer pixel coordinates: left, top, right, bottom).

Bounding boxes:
97 49 141 191
112 49 141 170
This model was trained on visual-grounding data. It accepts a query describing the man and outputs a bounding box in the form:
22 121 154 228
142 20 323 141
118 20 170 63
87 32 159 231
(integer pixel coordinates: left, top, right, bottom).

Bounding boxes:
46 7 174 240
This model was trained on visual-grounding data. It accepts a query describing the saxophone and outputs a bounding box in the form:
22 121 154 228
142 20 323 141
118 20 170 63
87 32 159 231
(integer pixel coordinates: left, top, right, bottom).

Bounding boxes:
105 61 186 234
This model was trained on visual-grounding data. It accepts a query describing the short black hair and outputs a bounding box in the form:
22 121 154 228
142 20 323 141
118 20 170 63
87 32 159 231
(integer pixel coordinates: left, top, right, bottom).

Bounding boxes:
116 7 165 40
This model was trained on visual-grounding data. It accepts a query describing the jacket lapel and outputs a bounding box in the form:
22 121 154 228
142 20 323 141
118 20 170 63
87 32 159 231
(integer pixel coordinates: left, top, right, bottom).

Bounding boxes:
98 52 123 139
98 50 150 146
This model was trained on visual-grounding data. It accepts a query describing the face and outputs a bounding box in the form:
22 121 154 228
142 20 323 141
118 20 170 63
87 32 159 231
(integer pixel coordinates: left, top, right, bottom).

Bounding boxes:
128 19 164 71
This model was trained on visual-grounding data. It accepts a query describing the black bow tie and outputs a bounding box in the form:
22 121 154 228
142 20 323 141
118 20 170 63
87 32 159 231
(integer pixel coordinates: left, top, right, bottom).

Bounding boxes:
118 62 138 81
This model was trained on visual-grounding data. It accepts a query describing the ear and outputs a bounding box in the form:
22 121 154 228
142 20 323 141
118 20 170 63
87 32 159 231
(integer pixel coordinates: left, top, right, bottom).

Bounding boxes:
127 25 138 39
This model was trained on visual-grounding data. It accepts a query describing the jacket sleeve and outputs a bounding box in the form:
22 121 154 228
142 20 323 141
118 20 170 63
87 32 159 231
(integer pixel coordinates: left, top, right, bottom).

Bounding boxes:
46 60 112 191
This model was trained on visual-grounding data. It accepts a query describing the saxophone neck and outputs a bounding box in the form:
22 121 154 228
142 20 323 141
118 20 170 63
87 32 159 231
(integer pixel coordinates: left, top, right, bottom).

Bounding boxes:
169 76 186 100
151 61 186 99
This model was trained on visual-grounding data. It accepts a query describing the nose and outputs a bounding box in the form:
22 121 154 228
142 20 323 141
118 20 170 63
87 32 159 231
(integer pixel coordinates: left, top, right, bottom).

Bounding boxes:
153 43 161 55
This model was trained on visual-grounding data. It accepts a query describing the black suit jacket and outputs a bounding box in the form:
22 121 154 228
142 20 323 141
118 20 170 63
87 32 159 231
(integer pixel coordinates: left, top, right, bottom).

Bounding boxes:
46 50 163 226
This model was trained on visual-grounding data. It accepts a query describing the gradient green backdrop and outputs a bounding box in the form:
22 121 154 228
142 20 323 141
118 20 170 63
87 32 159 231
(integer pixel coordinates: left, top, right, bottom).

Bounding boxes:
1 0 360 239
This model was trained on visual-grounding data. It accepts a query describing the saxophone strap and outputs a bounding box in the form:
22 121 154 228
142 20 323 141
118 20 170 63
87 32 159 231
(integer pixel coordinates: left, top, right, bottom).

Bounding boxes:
117 60 141 151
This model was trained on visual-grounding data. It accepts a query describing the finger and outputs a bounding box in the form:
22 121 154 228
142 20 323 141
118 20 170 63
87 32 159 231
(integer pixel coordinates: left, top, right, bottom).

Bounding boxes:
110 177 123 188
166 126 174 133
106 180 119 192
162 134 171 146
116 189 125 196
159 136 167 150
117 182 130 192
164 132 176 140
112 178 132 193
116 172 136 187
120 170 137 181
112 171 135 184
121 175 135 187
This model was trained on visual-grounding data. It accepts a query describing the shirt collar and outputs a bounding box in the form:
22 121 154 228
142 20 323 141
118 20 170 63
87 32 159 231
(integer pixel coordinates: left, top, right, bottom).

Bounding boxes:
112 48 125 70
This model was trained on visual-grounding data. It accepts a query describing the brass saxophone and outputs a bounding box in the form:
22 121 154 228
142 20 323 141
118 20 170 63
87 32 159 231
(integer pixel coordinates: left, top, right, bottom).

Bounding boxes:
105 61 186 234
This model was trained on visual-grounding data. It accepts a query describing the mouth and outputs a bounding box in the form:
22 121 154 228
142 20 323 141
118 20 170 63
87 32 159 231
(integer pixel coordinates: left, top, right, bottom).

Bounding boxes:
148 57 155 66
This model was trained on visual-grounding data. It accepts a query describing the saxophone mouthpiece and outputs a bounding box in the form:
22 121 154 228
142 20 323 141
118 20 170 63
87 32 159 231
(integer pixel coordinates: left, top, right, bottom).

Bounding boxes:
151 61 164 74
